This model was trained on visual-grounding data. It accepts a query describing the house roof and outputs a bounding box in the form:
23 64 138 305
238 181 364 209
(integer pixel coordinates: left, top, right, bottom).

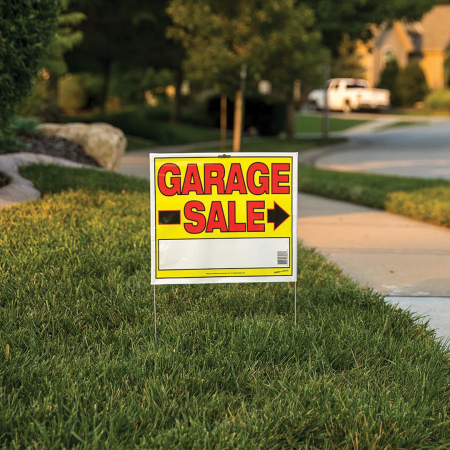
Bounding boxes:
420 5 450 51
373 5 450 53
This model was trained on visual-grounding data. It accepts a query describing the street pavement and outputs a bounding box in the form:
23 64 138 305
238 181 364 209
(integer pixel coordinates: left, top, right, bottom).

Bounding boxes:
315 117 450 179
299 115 450 341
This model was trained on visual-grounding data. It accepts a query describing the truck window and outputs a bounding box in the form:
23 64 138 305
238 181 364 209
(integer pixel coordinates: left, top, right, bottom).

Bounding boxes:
346 82 366 89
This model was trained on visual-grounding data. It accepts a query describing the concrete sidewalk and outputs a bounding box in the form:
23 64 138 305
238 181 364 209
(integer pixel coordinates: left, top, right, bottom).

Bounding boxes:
298 193 450 340
0 153 91 209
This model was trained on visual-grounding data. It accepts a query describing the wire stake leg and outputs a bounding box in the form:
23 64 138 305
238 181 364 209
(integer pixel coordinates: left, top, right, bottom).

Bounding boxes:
294 281 297 325
153 284 157 346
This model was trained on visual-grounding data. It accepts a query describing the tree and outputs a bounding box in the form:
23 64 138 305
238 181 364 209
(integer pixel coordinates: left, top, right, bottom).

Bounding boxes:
44 0 86 120
66 0 184 119
135 0 185 123
0 0 59 137
298 0 436 54
396 61 429 106
168 0 325 148
331 34 365 79
378 59 401 106
257 5 327 140
65 0 142 112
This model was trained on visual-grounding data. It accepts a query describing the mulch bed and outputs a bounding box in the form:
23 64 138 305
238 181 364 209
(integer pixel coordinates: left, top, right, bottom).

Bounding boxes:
0 172 8 189
0 134 100 167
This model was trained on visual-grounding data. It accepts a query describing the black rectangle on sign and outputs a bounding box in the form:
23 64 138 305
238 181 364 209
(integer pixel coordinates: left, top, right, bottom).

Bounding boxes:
159 210 181 225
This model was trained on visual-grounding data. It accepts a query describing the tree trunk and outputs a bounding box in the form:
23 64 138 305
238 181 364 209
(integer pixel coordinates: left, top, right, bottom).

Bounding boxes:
46 74 60 122
220 94 227 152
171 68 182 124
100 59 112 113
232 90 243 152
285 90 295 141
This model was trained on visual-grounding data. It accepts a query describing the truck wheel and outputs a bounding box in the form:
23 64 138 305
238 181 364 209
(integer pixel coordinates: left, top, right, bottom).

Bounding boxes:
342 100 352 114
309 101 320 111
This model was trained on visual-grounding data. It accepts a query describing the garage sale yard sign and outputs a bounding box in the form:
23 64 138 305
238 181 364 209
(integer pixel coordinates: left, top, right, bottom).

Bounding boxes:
150 153 298 285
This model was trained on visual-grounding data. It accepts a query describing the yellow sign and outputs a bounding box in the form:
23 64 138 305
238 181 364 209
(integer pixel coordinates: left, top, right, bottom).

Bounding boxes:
150 153 298 285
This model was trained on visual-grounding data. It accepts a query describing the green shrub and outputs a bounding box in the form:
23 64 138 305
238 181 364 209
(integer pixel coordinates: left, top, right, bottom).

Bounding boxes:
377 59 401 106
297 165 450 228
10 116 40 135
0 116 40 151
425 89 450 112
143 105 214 128
0 135 19 151
182 105 215 127
208 96 285 136
143 105 172 121
19 76 49 117
396 61 429 107
0 0 59 137
63 108 220 145
386 186 450 227
58 73 88 112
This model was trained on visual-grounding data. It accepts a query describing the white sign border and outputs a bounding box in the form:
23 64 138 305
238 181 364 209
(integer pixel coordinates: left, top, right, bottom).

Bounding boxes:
150 152 298 285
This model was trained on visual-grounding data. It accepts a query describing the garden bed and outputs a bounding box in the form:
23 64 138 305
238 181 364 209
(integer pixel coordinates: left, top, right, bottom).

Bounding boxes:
0 134 100 166
0 171 9 188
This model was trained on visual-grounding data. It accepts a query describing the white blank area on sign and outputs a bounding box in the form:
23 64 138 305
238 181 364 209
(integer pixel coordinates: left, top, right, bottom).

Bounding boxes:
159 238 290 270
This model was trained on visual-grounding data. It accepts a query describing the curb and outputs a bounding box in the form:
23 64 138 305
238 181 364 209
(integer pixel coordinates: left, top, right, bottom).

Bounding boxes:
0 153 95 210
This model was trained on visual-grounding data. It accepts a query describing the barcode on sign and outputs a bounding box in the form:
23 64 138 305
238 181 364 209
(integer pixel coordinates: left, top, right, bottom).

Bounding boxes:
277 251 288 265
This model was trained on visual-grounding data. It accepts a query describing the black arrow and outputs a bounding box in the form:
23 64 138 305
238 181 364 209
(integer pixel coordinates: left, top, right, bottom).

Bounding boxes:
159 210 180 225
267 202 290 230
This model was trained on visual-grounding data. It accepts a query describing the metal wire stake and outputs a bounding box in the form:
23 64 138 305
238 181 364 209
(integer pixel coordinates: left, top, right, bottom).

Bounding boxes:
294 281 297 325
153 284 157 346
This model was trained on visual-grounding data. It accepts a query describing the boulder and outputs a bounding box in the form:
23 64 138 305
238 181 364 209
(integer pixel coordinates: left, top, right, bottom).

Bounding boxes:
38 122 126 170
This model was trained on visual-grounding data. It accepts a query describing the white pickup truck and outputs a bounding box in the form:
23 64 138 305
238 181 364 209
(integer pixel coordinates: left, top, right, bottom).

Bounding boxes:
308 78 390 113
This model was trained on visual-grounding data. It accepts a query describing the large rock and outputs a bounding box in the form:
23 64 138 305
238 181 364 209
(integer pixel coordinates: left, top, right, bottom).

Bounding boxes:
39 122 126 170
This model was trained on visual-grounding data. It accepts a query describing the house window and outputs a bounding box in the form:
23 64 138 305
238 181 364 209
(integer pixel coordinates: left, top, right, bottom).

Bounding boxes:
385 50 395 63
381 47 397 68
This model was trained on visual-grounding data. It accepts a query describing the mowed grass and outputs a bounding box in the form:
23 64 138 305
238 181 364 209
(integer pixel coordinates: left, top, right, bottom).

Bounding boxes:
126 135 157 151
298 165 450 227
1 164 450 448
377 121 429 132
295 114 368 134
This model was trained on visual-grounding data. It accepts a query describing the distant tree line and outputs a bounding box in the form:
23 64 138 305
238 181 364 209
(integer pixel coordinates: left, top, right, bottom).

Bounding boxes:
0 0 439 141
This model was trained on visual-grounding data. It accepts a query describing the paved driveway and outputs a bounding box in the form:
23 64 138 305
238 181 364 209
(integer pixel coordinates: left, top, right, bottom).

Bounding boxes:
316 119 450 179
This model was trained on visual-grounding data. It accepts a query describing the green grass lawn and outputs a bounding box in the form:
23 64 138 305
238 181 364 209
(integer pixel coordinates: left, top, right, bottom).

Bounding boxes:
295 114 368 134
377 121 429 131
126 134 157 151
298 165 450 227
386 109 450 117
1 164 449 448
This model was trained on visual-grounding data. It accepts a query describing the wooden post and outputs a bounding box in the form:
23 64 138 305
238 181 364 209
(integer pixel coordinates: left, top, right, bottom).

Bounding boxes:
233 90 242 152
323 63 330 141
220 94 227 152
285 91 295 141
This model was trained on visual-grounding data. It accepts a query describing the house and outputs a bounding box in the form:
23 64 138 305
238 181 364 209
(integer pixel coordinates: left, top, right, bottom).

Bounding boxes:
358 5 450 90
